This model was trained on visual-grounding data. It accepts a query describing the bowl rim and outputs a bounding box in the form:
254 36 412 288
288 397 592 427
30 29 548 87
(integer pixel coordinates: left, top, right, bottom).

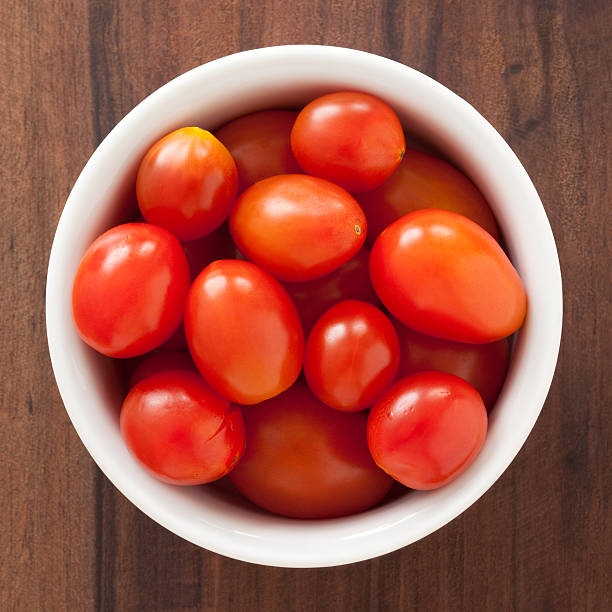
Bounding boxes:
46 44 563 567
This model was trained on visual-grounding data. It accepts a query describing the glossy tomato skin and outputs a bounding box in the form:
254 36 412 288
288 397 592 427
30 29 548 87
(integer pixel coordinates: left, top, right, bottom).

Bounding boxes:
72 223 190 358
291 91 405 192
367 372 488 490
229 381 393 518
136 127 238 241
185 259 304 405
120 370 245 485
129 350 197 387
304 301 400 411
283 246 379 333
395 322 509 410
230 174 367 281
215 110 302 193
369 209 527 343
356 149 500 244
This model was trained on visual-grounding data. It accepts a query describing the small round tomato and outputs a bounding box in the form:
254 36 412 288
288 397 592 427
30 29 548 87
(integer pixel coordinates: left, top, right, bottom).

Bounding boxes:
129 351 197 387
291 91 405 192
229 381 393 518
72 223 190 358
185 259 304 405
181 223 238 279
367 372 487 490
120 370 245 485
215 110 302 193
230 174 366 281
304 301 399 411
369 209 527 343
136 127 238 241
355 149 500 244
283 246 379 333
395 323 509 410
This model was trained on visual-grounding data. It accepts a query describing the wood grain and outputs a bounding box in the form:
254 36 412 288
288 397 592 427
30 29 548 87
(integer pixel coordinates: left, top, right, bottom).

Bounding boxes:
1 0 610 610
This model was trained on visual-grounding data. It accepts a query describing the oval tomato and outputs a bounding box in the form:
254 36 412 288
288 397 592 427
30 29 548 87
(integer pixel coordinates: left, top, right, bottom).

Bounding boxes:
283 246 379 333
72 223 190 358
215 110 302 193
395 323 509 410
304 301 400 411
120 370 245 485
230 174 367 281
291 91 405 192
355 149 500 244
136 127 238 241
129 350 197 387
184 259 304 405
229 381 393 518
367 372 487 490
369 209 527 343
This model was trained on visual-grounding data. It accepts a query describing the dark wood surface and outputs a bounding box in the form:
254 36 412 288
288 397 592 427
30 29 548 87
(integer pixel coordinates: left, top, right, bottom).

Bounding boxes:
2 1 610 610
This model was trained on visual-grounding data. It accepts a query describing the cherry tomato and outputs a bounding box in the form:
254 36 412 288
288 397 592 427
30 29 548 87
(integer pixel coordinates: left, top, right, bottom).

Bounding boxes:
369 209 527 343
181 222 238 279
129 350 197 387
229 381 393 518
395 323 509 410
367 372 487 490
283 246 379 333
136 127 238 241
72 223 190 358
355 149 500 244
185 259 304 405
215 110 302 193
304 301 400 411
291 91 405 192
230 174 367 281
120 370 245 485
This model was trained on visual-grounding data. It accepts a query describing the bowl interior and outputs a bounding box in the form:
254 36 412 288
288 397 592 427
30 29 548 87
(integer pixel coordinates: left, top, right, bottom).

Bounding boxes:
46 46 562 567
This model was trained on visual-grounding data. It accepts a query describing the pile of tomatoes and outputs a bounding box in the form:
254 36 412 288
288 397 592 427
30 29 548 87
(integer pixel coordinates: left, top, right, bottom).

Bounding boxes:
72 92 526 519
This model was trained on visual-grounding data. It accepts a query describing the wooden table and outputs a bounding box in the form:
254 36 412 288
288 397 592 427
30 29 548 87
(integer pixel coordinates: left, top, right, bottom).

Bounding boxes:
2 1 610 610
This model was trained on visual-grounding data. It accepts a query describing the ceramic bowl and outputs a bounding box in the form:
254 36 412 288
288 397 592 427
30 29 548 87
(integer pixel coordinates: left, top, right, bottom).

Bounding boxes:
46 45 562 567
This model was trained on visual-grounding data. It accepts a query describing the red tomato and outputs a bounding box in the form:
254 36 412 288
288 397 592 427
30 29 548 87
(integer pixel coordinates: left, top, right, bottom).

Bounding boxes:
355 149 500 244
304 301 400 411
229 381 393 518
369 209 527 343
136 127 238 241
395 323 510 410
181 222 238 279
367 372 487 490
291 91 405 192
283 246 379 333
129 351 197 387
185 259 304 405
120 370 245 485
215 110 302 193
230 174 367 281
72 223 190 358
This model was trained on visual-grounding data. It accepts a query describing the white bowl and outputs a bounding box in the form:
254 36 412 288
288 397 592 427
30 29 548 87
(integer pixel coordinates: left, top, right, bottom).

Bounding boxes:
46 45 562 567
